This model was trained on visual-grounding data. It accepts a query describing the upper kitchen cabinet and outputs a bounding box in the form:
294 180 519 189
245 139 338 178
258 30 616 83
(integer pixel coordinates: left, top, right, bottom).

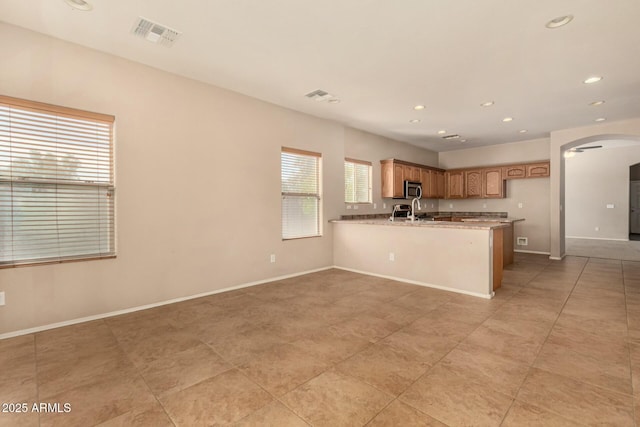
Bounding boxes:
380 159 445 199
464 169 483 198
526 162 550 178
503 161 550 179
445 170 465 199
482 168 505 198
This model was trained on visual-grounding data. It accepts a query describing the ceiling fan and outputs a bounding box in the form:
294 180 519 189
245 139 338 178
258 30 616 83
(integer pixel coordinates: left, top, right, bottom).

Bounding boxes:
564 145 602 158
569 145 603 153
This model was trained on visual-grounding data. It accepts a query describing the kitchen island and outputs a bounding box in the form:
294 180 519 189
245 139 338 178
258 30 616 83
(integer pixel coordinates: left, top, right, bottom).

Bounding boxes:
331 219 509 299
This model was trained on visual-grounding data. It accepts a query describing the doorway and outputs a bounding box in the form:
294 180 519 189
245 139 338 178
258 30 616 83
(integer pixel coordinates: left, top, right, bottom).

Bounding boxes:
630 163 640 240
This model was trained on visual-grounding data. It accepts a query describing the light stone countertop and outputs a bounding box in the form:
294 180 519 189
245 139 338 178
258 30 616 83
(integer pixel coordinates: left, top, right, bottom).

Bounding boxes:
459 217 525 223
329 218 510 230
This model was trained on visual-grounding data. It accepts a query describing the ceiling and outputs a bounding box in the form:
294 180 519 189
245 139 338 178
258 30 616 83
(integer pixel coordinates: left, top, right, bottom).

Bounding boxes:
1 0 640 152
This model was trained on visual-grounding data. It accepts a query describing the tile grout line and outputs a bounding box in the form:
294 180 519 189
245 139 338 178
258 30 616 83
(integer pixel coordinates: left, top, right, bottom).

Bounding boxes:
33 332 41 427
622 261 638 427
498 257 598 426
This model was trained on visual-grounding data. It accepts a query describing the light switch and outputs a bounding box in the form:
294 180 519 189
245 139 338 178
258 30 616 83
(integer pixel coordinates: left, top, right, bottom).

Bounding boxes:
518 202 523 208
606 204 615 209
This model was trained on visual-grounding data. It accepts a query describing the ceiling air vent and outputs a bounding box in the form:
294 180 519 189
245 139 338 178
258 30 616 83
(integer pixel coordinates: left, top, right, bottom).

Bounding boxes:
132 17 181 47
305 89 334 102
442 134 461 140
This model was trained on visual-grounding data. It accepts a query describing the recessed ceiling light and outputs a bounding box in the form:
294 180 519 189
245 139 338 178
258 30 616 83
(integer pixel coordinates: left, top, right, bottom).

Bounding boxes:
63 0 93 11
595 117 606 122
519 129 528 133
328 98 341 104
437 130 446 134
414 105 425 110
460 139 467 143
545 15 573 29
589 100 605 106
409 119 421 123
502 117 513 122
583 76 603 84
480 101 494 107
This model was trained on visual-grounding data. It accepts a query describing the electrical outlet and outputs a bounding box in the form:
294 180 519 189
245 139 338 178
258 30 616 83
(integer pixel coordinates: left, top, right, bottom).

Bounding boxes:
482 203 487 209
389 252 395 261
373 203 377 209
0 291 5 306
353 205 358 210
431 203 434 208
449 203 453 209
270 254 276 263
516 237 528 246
518 202 523 208
383 203 387 209
595 226 600 231
346 205 352 210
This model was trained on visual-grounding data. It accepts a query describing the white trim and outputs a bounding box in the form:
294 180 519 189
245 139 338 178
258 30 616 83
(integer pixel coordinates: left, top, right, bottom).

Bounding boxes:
333 265 494 300
0 266 333 340
515 249 551 255
566 236 629 242
549 255 565 260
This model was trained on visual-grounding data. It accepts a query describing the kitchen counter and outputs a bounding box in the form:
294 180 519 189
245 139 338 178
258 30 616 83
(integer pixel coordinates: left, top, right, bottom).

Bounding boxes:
331 219 505 299
329 218 510 230
460 217 524 223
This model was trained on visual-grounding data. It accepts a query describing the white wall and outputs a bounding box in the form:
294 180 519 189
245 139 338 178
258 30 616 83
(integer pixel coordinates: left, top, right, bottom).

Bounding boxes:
565 143 640 240
343 127 440 214
549 118 640 258
0 23 440 336
438 138 551 254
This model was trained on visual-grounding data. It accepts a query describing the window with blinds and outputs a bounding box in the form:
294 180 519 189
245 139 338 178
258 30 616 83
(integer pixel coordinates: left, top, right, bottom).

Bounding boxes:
0 96 115 267
281 147 322 239
344 158 372 203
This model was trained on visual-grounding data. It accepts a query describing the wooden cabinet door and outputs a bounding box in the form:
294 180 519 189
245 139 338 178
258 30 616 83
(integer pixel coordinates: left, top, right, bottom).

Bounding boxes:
381 161 394 198
420 168 431 197
526 162 550 177
483 168 504 198
404 165 420 182
465 169 483 198
502 165 526 179
393 163 405 197
436 171 445 198
445 171 465 199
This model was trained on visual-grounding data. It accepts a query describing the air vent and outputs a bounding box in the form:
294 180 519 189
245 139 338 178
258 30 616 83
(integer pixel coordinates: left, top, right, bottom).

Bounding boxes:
132 17 181 47
442 134 461 140
305 89 334 102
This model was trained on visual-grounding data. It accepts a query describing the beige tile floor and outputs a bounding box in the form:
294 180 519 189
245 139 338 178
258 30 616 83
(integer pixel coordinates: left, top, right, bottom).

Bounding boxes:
566 237 640 261
1 253 640 426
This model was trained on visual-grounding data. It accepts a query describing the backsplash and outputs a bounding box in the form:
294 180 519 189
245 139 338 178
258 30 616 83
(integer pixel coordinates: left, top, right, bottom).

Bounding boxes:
340 211 508 220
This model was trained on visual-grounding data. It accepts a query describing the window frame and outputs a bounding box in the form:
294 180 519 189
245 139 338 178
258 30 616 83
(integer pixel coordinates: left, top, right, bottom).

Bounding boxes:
281 147 322 240
344 157 373 204
0 95 116 268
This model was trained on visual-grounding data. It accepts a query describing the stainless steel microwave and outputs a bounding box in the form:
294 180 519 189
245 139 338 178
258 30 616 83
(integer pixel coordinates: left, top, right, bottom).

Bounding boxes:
404 180 422 199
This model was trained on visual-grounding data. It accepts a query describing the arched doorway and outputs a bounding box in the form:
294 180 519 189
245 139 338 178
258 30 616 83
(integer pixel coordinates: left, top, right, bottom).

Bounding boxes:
560 135 640 259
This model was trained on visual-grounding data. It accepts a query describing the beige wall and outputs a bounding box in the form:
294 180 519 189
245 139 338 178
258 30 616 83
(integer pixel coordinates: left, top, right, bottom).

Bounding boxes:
0 23 440 336
550 118 640 258
333 223 494 298
343 127 439 214
566 144 640 240
438 139 551 254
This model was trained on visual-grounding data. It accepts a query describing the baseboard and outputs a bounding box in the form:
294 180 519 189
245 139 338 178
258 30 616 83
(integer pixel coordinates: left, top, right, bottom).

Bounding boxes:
566 236 629 242
514 249 551 255
333 265 493 300
549 255 566 261
0 266 334 340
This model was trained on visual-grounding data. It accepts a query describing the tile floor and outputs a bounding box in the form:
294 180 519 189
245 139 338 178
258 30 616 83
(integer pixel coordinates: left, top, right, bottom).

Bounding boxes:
566 237 640 261
1 253 640 426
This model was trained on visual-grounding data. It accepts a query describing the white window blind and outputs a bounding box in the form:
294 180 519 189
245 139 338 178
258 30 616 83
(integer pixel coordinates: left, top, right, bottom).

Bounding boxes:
281 147 321 239
0 96 115 267
344 158 372 203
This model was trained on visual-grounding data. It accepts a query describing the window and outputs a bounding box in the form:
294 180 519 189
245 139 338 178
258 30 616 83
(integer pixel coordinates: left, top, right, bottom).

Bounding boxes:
344 158 372 203
281 147 321 239
0 96 115 267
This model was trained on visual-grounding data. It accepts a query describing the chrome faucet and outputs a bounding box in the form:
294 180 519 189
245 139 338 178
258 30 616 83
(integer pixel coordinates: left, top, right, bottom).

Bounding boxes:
389 204 401 222
407 187 423 222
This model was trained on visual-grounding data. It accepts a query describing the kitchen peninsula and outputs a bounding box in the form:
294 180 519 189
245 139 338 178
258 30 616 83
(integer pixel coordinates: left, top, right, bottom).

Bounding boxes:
331 218 511 299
